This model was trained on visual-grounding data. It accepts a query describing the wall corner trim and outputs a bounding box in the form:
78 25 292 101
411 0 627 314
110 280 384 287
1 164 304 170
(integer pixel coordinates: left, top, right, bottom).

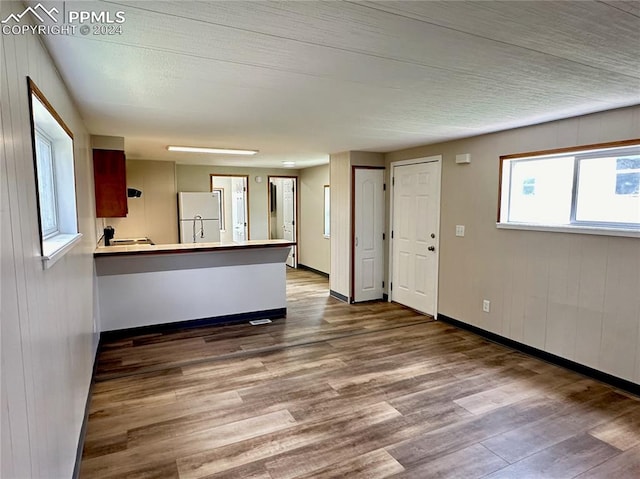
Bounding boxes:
329 290 349 303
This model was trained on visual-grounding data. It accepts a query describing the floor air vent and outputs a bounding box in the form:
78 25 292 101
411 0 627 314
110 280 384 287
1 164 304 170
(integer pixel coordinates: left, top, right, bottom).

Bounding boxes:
249 319 272 325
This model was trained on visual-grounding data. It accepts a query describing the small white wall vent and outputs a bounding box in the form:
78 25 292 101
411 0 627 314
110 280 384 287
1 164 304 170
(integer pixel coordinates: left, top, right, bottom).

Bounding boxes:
455 153 471 164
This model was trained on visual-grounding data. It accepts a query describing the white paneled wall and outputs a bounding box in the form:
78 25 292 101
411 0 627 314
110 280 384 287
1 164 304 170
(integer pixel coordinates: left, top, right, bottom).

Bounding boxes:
386 106 640 384
1 2 98 477
329 152 351 297
299 164 330 274
176 164 301 240
107 159 179 245
329 151 385 298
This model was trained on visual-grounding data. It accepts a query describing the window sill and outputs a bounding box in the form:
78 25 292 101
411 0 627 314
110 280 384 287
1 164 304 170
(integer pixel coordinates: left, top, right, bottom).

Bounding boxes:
42 233 83 269
496 222 640 238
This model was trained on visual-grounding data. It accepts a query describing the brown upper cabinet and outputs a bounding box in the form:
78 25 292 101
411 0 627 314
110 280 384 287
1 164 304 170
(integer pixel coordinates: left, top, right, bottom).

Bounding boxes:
93 149 127 217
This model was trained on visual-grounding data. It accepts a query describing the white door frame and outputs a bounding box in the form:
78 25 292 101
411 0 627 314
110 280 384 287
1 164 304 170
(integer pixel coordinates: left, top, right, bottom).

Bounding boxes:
388 156 442 317
268 176 298 268
210 174 249 240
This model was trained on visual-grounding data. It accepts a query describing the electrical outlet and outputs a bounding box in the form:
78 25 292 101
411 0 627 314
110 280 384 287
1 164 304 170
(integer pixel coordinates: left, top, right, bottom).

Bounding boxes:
456 225 465 237
482 300 491 313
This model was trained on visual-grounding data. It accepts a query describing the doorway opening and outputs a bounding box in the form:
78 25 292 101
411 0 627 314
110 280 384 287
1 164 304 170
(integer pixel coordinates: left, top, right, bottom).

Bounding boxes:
268 176 298 268
210 175 249 242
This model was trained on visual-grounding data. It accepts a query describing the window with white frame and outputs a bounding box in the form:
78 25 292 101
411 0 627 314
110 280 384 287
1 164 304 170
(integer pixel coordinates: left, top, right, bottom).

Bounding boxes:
499 141 640 234
34 128 59 237
29 78 81 267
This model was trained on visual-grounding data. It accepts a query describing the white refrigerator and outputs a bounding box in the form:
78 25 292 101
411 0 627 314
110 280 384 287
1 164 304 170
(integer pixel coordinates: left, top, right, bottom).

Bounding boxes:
178 192 221 243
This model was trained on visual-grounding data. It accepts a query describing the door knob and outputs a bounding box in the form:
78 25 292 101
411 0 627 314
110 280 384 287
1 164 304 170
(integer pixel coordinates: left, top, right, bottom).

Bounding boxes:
428 246 435 251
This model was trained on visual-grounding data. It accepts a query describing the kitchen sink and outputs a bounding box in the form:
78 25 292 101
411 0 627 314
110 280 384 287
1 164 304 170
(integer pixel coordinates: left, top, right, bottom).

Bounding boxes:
109 237 155 246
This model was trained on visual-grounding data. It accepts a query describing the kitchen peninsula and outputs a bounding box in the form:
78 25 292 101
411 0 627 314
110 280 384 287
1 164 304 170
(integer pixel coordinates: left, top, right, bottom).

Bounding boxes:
94 240 294 333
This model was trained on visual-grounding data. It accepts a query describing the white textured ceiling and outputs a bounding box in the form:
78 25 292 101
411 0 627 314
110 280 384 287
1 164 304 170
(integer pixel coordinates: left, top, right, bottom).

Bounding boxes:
34 0 640 168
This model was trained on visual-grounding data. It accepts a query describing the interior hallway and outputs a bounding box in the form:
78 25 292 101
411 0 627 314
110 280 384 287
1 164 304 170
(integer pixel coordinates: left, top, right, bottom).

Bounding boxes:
81 269 640 478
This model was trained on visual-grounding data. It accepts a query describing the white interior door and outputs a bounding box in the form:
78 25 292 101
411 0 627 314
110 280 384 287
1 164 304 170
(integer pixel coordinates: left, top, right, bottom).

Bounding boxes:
232 177 248 242
282 178 296 267
354 168 385 302
391 160 440 315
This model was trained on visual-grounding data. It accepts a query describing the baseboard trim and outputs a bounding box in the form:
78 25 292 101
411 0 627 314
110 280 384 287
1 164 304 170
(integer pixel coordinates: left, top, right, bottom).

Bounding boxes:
100 308 287 342
330 290 349 303
72 341 100 479
297 263 329 278
438 314 640 397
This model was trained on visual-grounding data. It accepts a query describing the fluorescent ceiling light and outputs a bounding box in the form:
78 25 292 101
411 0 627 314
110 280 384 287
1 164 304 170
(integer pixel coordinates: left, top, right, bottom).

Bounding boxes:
282 161 296 167
167 146 258 155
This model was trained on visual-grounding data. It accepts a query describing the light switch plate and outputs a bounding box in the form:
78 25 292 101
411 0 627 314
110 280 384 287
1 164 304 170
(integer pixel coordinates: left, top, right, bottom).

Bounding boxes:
456 225 465 237
482 300 491 313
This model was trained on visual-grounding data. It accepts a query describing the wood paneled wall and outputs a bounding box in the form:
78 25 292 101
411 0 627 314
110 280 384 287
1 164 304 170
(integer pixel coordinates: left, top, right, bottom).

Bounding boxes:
1 2 98 476
386 106 640 384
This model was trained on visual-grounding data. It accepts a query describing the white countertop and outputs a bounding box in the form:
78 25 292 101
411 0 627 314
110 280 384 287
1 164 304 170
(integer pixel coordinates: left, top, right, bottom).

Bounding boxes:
94 239 295 257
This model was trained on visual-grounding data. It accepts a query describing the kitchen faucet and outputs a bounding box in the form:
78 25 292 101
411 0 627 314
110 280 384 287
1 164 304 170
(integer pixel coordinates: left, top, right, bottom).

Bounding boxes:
193 215 204 242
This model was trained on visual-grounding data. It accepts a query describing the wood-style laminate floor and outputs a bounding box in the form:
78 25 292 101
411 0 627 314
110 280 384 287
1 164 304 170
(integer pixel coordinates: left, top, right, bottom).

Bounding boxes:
81 269 640 478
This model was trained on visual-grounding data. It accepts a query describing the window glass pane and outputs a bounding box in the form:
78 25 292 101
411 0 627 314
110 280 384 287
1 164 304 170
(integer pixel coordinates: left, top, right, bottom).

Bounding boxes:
615 157 640 195
35 132 58 236
576 155 640 224
507 157 574 224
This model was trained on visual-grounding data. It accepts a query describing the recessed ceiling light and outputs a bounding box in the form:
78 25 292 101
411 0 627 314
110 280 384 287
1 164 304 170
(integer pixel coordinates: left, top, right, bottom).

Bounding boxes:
282 161 296 167
167 146 258 155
